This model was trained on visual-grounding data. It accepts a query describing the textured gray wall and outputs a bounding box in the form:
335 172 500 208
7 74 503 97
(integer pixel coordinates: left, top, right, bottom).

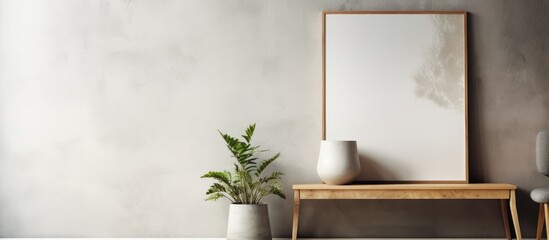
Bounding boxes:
0 0 548 238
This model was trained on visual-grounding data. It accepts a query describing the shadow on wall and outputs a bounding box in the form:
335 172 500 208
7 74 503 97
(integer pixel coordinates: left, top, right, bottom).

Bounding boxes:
414 15 465 112
356 154 398 181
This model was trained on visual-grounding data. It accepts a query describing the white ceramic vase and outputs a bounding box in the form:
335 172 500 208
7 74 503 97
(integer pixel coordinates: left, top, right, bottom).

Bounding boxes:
226 204 272 240
317 140 361 185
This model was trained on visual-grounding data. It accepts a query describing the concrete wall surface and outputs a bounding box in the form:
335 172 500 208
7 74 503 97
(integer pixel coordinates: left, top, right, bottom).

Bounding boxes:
0 0 548 238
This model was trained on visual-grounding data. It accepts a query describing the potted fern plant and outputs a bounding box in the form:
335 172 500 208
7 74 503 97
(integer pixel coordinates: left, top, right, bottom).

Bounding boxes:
201 124 285 240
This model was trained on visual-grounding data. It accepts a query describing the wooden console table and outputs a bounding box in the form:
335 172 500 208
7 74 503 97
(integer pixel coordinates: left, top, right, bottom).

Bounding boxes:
292 183 521 240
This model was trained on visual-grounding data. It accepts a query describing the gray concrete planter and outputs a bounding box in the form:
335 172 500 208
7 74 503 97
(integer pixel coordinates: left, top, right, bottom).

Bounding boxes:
226 204 272 240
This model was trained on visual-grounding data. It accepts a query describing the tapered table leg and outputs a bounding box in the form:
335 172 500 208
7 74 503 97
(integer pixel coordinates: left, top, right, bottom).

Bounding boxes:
501 199 511 240
292 190 300 240
509 190 522 240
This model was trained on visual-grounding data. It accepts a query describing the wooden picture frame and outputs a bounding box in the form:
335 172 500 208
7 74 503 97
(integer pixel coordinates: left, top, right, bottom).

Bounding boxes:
322 11 469 183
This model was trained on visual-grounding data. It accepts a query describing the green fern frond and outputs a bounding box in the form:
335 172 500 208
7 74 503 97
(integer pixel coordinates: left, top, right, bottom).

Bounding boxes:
256 153 280 176
202 124 285 204
271 187 286 199
244 124 256 143
205 193 226 201
201 171 231 185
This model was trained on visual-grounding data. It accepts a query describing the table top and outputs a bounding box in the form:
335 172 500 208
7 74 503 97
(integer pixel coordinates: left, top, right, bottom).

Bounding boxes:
293 183 516 190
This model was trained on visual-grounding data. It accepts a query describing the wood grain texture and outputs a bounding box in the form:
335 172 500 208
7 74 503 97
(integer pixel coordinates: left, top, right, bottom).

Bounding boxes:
355 180 468 184
299 189 510 200
545 203 549 240
323 11 468 14
292 183 520 240
293 183 516 190
464 12 469 183
292 190 300 240
510 190 522 240
292 183 521 239
537 203 545 240
501 199 511 240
